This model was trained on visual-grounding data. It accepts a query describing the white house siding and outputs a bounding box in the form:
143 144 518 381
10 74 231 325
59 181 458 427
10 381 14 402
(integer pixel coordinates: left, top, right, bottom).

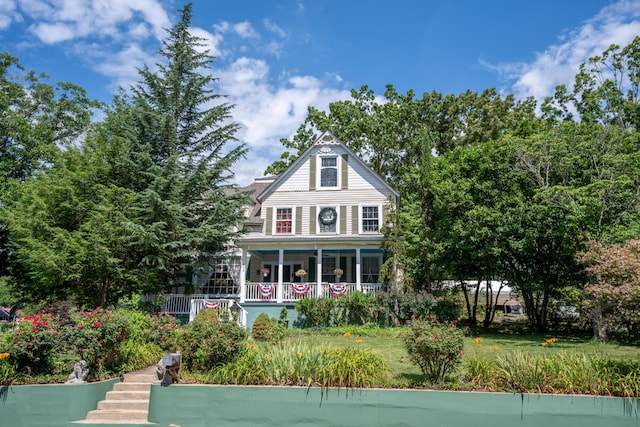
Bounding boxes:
257 189 390 237
276 158 310 192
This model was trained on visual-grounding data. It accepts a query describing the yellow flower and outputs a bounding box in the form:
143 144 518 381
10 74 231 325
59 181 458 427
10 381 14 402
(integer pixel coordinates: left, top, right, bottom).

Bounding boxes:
296 351 302 358
355 339 363 343
473 337 483 344
0 352 8 360
541 342 548 347
343 332 351 338
250 343 257 349
493 345 500 351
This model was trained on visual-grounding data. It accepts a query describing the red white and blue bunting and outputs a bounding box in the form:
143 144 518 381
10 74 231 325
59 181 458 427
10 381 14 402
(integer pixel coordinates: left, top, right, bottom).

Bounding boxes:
202 300 221 310
258 283 275 298
329 283 348 297
291 282 311 296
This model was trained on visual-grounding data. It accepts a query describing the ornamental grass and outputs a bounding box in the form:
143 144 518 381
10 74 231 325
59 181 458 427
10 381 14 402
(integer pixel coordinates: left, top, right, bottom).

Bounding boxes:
464 351 640 398
208 340 388 388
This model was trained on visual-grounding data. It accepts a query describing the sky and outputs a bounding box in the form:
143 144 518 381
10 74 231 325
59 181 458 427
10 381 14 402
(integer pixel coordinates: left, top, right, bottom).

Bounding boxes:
1 0 640 185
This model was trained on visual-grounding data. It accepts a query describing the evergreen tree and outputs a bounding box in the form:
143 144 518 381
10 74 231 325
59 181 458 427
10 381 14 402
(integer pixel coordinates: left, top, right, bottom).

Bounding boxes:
125 3 248 286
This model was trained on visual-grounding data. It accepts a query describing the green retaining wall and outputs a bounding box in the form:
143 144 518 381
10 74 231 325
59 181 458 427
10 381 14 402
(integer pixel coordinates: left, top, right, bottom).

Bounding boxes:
149 385 640 427
243 304 300 331
0 378 119 427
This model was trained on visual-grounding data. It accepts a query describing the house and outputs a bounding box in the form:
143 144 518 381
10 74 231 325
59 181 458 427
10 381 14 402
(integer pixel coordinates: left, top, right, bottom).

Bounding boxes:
161 131 399 327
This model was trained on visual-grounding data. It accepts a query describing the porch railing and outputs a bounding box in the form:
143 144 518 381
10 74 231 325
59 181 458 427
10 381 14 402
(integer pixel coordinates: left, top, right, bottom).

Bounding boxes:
244 282 381 303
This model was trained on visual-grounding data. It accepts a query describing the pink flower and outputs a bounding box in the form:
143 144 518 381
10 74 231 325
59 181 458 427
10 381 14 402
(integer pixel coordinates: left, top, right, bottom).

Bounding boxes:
453 319 458 324
459 350 464 355
465 325 470 330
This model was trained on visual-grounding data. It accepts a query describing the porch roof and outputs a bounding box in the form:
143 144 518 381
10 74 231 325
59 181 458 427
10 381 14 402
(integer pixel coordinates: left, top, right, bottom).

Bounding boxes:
236 234 385 251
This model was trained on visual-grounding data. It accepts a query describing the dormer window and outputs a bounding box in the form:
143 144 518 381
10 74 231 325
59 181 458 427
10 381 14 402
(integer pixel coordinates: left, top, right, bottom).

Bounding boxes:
320 156 338 188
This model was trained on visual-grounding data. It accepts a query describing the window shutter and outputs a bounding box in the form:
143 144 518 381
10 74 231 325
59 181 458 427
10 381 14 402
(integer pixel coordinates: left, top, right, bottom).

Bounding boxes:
340 205 346 234
310 206 317 234
340 256 347 282
341 154 348 189
352 205 359 234
295 206 302 234
309 155 316 191
265 207 273 235
308 256 316 282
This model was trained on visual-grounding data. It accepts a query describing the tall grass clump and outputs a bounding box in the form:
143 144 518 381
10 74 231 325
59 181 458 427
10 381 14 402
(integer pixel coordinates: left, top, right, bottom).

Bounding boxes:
464 351 640 398
210 340 388 388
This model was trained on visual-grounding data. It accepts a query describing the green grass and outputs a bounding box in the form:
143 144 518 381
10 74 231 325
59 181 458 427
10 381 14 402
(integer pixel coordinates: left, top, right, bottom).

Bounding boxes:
287 326 640 389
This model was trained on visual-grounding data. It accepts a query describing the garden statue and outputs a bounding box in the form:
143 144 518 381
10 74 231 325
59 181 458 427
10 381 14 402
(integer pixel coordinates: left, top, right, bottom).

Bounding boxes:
65 360 89 384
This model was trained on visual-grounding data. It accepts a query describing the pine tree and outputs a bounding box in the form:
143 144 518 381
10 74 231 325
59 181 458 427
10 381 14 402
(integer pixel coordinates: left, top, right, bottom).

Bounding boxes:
127 3 248 286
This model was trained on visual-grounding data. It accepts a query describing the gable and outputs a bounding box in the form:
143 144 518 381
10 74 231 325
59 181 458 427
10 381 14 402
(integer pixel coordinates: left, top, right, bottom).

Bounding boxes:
259 132 398 199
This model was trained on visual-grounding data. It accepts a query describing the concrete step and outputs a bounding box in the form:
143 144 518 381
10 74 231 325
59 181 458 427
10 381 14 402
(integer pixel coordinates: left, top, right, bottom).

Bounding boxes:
113 382 153 392
84 409 149 423
97 399 150 411
105 390 151 401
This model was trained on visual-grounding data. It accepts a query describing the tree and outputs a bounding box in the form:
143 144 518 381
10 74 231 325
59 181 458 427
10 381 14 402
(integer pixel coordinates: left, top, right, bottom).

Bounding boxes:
124 3 249 287
579 239 640 343
0 52 96 284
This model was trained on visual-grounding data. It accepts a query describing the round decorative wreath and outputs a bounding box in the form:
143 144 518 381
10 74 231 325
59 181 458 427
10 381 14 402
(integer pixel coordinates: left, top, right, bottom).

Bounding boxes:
318 207 337 226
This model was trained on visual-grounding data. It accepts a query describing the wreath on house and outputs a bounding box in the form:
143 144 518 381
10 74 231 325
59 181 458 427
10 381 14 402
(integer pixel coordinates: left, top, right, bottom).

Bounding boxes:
318 207 337 226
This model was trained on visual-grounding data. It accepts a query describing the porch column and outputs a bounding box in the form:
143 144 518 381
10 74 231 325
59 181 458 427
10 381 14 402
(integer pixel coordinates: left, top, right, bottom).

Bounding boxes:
277 249 284 303
316 248 323 297
356 248 362 292
239 248 247 303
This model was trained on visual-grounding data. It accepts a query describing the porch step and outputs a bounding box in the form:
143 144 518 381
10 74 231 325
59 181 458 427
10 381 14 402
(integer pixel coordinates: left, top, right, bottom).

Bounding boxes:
74 366 158 425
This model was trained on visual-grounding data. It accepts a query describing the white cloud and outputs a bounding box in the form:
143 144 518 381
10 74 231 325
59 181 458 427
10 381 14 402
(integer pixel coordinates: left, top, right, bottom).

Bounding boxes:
263 19 285 38
216 57 350 185
233 21 259 39
91 43 157 91
18 0 170 44
189 26 224 57
0 0 18 30
494 0 640 102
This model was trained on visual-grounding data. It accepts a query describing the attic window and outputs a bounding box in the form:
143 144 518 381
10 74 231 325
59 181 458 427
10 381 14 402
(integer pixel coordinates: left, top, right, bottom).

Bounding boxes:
320 157 338 188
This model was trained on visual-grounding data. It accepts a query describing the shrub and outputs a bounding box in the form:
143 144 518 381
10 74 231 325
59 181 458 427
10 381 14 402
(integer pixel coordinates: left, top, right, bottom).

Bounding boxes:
403 319 464 383
147 312 181 351
59 308 131 376
179 309 247 372
252 313 286 342
295 297 336 327
5 311 58 375
334 292 376 325
375 291 437 325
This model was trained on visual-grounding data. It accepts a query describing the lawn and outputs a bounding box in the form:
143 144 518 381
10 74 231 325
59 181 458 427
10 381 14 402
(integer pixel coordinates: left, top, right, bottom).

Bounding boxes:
287 326 640 388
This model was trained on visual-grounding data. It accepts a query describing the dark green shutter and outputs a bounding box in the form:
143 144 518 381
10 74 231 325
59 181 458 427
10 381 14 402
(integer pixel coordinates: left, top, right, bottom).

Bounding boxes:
350 256 356 283
295 206 302 234
341 154 348 189
309 155 316 191
340 256 347 282
310 206 317 234
352 205 359 234
340 205 346 235
265 207 273 235
308 256 316 282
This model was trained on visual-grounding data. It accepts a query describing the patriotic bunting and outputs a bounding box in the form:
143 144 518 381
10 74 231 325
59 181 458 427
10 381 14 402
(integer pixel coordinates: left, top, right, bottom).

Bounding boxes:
329 283 348 297
258 283 274 298
291 282 311 296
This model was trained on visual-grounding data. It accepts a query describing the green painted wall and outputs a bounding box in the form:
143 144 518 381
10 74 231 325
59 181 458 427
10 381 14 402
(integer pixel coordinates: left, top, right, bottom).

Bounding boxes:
243 304 300 331
0 379 119 427
149 385 640 427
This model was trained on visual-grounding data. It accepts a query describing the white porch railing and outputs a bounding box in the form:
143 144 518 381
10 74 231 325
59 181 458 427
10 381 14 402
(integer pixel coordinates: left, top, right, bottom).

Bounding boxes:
244 282 382 303
159 294 209 316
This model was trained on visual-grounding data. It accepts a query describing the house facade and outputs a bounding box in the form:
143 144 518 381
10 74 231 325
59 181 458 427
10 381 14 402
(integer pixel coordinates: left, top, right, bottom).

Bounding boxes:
163 132 399 325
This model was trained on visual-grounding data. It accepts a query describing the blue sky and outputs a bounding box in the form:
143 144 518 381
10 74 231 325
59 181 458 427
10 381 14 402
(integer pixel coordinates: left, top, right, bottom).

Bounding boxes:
1 0 639 185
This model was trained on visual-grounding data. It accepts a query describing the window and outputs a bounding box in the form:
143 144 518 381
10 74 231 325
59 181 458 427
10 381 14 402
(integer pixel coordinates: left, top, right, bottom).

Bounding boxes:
361 206 380 233
320 157 338 188
362 256 380 283
318 206 338 233
275 207 293 234
322 257 337 283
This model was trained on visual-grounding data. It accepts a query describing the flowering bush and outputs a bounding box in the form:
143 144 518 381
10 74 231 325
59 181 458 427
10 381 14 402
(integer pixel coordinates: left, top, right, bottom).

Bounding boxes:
179 309 247 372
403 319 465 383
148 312 181 351
0 352 13 385
60 308 130 374
7 311 58 375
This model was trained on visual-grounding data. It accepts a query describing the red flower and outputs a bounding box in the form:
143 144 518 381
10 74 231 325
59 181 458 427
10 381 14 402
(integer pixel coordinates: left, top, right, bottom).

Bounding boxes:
465 325 470 330
93 322 102 327
453 319 458 324
120 334 125 341
218 330 224 335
